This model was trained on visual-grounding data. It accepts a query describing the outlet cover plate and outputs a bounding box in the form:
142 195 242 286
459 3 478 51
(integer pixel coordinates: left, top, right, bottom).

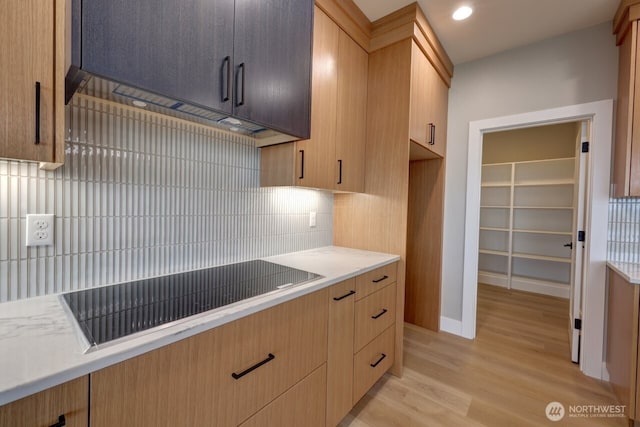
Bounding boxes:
26 214 55 246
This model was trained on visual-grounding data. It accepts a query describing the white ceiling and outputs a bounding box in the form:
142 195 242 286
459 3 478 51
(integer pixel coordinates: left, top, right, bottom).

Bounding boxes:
352 0 618 65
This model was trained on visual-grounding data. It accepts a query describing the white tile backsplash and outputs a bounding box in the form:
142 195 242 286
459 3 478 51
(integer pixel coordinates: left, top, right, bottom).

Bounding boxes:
608 198 640 263
0 98 332 302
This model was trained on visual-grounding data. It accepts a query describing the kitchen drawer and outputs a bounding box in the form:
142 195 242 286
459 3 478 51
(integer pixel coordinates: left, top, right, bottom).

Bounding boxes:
327 279 355 427
354 283 396 352
239 365 327 427
232 289 328 424
353 325 395 404
355 263 397 300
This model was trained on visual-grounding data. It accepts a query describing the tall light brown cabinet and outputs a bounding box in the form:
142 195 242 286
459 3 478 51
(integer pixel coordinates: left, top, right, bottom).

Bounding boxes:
332 2 453 375
0 0 67 169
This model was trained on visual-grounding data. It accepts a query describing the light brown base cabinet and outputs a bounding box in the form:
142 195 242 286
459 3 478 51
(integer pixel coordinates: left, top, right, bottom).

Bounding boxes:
606 267 640 422
0 262 397 427
0 376 88 427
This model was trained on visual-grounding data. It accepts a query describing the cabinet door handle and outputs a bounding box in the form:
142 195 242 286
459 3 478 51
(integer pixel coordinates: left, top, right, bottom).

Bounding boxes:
232 353 275 379
49 414 66 427
370 353 386 368
236 63 245 107
428 122 435 145
298 150 305 179
35 81 41 145
337 159 343 184
371 308 388 319
333 290 355 301
372 275 388 283
221 56 231 102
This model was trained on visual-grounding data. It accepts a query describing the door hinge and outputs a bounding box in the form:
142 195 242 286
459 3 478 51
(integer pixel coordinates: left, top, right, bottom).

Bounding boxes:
574 318 582 330
578 231 585 242
581 141 589 153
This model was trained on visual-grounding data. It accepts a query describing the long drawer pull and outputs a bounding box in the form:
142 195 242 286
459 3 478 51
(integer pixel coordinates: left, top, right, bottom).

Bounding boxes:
333 290 356 301
371 308 388 320
372 275 388 283
49 415 66 427
370 353 386 368
232 353 275 380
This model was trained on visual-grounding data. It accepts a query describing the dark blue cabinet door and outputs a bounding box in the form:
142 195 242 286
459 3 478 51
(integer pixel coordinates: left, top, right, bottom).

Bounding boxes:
233 0 313 138
81 0 234 113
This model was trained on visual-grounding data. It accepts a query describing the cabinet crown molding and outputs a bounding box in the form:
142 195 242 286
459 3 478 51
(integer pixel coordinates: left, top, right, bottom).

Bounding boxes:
370 2 453 87
615 0 640 44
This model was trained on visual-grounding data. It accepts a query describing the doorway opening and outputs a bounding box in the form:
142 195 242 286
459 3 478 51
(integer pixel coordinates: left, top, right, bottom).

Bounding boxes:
478 121 587 363
461 100 613 379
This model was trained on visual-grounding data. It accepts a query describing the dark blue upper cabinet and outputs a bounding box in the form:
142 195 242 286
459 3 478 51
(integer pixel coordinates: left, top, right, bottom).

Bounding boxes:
81 0 235 114
233 0 313 138
70 0 313 139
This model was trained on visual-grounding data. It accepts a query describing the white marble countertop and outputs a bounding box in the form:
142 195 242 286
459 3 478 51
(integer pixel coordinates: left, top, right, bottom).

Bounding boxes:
0 246 399 406
607 261 640 284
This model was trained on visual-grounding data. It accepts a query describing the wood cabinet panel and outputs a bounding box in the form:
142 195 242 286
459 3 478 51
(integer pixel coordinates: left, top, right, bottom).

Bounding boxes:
405 158 444 330
606 268 639 420
232 289 328 424
408 43 447 158
260 7 367 193
355 263 397 301
335 30 367 192
90 324 236 427
1 0 64 165
353 325 395 405
233 0 313 137
296 7 339 189
82 0 234 113
354 283 397 352
240 365 327 427
0 377 88 427
327 279 356 427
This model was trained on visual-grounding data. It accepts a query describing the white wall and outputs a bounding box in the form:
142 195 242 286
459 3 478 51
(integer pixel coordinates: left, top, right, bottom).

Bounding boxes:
442 22 618 321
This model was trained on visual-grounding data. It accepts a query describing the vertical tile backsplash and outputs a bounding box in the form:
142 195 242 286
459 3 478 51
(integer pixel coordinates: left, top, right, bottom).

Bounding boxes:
608 198 640 263
0 98 332 302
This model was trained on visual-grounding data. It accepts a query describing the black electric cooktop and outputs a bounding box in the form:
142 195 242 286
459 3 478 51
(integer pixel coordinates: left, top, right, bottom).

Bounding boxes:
62 260 321 348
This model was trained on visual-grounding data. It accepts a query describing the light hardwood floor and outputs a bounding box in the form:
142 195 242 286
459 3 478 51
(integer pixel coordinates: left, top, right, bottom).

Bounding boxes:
340 284 627 426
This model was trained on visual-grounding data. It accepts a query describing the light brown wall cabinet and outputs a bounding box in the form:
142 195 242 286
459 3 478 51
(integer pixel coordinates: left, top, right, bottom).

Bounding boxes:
409 43 449 159
1 0 66 169
260 7 367 193
0 376 88 427
613 2 640 197
605 267 639 422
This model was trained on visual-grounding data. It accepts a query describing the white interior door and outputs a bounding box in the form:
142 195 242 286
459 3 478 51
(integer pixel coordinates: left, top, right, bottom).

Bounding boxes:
569 121 589 363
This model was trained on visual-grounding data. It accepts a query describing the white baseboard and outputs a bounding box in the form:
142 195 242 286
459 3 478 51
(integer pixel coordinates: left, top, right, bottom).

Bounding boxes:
601 363 610 381
479 273 570 299
478 272 508 288
440 316 463 336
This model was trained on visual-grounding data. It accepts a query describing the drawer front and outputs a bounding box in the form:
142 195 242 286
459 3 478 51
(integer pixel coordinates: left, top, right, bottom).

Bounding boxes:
327 279 355 427
232 289 328 424
355 263 397 300
353 325 395 405
239 365 327 427
354 283 396 352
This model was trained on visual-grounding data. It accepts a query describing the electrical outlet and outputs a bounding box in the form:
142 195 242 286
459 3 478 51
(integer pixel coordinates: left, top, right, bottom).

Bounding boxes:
309 211 317 228
26 214 55 246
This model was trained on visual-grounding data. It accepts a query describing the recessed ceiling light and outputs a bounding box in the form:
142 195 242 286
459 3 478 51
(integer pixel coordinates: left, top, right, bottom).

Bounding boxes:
453 6 473 21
